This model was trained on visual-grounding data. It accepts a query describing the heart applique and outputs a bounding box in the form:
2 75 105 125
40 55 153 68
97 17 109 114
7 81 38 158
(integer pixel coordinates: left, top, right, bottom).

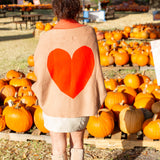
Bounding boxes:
47 46 95 98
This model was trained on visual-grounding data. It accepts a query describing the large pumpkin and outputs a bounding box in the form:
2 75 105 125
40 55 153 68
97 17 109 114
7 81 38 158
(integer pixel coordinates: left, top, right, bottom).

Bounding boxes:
119 106 144 134
4 104 33 132
34 107 49 133
86 108 114 138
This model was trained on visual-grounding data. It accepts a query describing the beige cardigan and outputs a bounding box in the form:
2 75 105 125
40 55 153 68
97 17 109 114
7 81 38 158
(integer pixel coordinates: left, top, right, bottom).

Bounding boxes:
32 25 107 118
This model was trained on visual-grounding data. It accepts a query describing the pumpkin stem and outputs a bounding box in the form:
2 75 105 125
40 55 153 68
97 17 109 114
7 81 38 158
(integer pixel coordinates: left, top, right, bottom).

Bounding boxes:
129 105 135 110
120 100 125 105
15 92 18 98
152 113 158 121
8 100 14 107
98 108 110 115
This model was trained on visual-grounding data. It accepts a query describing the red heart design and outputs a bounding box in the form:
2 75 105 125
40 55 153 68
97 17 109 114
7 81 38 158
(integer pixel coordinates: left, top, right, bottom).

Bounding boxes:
47 46 95 98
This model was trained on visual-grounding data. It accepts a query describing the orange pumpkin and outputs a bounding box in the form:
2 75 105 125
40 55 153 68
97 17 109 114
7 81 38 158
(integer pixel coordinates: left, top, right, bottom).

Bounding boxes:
4 104 33 132
26 71 37 83
124 74 141 89
0 115 6 132
100 53 114 66
111 100 129 121
133 97 155 110
28 55 34 67
34 107 49 133
143 117 160 139
86 108 114 138
0 85 16 101
44 23 53 31
105 89 128 110
114 52 129 66
104 78 118 92
5 70 23 80
36 21 45 30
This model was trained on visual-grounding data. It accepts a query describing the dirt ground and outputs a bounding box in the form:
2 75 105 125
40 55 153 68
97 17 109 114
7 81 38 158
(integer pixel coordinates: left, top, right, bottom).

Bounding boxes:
0 10 160 159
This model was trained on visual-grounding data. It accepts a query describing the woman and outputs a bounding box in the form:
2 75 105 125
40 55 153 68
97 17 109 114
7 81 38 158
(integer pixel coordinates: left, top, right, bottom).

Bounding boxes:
32 0 107 159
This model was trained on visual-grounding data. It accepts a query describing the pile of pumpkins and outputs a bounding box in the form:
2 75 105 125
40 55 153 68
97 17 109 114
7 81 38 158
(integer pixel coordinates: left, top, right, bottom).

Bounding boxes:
0 55 49 134
98 39 154 67
35 21 55 32
96 24 160 41
0 54 159 141
87 73 160 140
109 1 149 12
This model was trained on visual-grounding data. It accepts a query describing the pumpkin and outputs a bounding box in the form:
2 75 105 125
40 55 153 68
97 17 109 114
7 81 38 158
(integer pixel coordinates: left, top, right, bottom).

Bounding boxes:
113 31 123 41
26 71 37 83
104 78 118 92
105 89 128 110
9 78 32 88
119 106 144 134
100 53 114 66
4 96 19 106
124 26 131 33
44 23 53 31
142 116 160 139
0 115 6 131
149 32 157 39
18 86 35 97
151 101 160 116
124 74 141 89
0 79 7 90
114 52 129 66
135 91 155 102
36 21 45 30
111 100 129 121
138 82 156 94
104 31 113 40
136 53 149 66
20 94 37 107
4 103 33 132
86 108 114 138
0 85 16 101
28 55 34 67
133 97 155 110
137 71 151 84
5 70 23 80
34 107 49 133
117 85 137 105
151 89 160 101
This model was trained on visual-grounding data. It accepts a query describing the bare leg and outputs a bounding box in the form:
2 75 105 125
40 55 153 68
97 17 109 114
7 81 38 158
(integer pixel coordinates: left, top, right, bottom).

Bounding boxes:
69 129 85 149
50 132 68 160
69 130 85 160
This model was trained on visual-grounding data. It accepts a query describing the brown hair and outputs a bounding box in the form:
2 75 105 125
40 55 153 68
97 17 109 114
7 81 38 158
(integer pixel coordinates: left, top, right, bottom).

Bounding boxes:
52 0 81 20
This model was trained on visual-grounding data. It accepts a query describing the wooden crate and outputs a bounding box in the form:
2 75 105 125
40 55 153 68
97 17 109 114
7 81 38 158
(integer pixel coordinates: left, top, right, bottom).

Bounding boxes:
0 127 159 151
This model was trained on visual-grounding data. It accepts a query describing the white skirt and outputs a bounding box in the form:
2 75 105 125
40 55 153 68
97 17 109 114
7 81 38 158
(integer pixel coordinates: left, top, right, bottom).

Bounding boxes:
43 112 89 133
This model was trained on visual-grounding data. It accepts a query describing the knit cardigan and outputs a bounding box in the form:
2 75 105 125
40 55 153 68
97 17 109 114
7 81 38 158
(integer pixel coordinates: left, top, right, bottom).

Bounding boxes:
32 25 107 118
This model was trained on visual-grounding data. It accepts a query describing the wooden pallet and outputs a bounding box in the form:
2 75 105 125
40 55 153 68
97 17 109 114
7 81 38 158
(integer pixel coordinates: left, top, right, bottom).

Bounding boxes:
101 64 154 72
0 127 159 151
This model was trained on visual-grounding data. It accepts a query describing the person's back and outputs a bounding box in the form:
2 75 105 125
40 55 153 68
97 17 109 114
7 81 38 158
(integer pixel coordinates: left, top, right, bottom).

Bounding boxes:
32 0 107 159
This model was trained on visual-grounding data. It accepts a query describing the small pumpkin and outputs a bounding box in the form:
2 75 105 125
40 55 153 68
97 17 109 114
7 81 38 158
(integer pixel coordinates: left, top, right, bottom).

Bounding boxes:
105 89 128 110
28 55 34 67
124 74 141 89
